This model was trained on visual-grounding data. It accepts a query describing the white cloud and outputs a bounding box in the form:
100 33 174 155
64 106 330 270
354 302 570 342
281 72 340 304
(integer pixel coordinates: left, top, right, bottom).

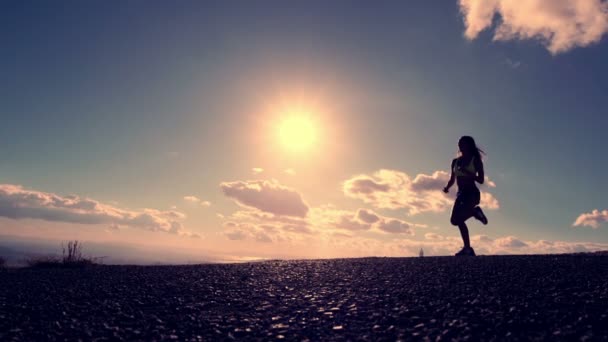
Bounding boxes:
184 196 200 202
485 177 497 187
494 235 528 248
459 0 608 54
0 184 189 235
252 168 264 175
343 169 499 215
573 209 608 228
284 168 296 175
183 196 211 207
220 180 309 217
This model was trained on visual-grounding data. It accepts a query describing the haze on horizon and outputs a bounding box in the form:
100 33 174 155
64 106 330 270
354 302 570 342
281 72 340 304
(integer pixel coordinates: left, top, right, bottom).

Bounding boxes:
1 0 607 264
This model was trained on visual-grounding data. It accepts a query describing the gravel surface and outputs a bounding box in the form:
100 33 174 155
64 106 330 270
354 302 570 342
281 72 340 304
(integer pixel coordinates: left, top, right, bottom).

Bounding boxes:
1 255 607 341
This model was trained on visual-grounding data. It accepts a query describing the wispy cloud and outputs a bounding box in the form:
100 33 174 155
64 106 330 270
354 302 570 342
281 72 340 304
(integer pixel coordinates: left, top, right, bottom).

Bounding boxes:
573 209 608 228
343 169 499 215
252 168 264 175
183 195 211 207
0 184 195 236
459 0 608 54
504 58 522 69
184 196 200 202
220 180 309 217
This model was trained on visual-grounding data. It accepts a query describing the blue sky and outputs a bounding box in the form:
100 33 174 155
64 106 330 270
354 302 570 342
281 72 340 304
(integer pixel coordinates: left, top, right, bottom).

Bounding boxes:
1 0 607 262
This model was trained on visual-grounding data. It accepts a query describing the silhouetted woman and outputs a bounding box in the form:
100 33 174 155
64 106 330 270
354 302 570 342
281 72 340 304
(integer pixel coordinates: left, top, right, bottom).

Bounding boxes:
443 136 488 256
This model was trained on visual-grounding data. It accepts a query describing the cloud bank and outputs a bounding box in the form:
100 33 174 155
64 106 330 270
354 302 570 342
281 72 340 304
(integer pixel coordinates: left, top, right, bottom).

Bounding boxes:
343 169 499 215
459 0 608 54
0 184 195 236
323 232 608 258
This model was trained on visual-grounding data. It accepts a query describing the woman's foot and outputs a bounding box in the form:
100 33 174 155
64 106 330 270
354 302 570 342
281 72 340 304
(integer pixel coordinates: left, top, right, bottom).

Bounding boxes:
455 246 476 256
473 206 488 225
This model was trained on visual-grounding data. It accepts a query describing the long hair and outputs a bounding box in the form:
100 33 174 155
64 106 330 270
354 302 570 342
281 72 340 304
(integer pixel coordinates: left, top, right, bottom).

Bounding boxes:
458 136 485 160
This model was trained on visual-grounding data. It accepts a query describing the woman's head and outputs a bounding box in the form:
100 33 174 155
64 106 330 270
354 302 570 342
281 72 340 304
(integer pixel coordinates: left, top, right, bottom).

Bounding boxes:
458 136 484 159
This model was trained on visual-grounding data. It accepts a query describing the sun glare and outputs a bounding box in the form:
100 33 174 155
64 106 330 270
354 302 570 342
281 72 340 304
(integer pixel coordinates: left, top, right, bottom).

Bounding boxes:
278 115 317 152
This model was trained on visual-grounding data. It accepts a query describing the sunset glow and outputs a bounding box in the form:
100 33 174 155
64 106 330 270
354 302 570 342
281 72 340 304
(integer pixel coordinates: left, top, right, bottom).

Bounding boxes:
278 115 317 152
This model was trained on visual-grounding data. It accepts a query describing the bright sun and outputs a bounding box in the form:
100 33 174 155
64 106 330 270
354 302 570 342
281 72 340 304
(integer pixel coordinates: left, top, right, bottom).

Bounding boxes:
278 115 317 152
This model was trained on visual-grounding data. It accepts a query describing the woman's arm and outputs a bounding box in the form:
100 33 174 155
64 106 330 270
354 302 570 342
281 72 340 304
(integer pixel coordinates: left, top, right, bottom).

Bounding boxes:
443 159 456 193
475 158 484 184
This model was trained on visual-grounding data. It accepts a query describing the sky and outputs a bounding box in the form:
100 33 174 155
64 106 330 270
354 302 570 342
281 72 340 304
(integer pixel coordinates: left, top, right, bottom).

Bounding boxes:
1 0 608 263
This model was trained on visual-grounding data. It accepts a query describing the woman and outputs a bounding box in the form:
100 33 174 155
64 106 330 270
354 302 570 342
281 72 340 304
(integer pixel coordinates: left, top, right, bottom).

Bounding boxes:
443 136 488 256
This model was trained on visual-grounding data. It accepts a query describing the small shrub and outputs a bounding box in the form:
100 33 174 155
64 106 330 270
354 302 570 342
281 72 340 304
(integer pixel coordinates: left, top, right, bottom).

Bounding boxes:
26 240 96 268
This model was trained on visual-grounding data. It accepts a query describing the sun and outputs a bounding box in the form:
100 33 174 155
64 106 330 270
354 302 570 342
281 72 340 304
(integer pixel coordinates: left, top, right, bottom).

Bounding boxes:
278 115 317 152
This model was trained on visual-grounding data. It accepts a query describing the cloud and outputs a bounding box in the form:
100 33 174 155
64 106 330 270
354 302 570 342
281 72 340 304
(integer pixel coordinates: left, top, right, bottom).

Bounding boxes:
221 221 295 243
284 168 296 175
356 208 380 224
301 206 371 232
485 177 497 187
471 234 494 243
223 222 251 241
230 210 309 226
391 233 608 256
334 214 371 231
494 236 528 248
220 180 309 217
425 232 444 240
252 168 264 175
307 206 417 235
469 234 608 255
343 169 499 215
375 218 413 235
573 209 608 228
221 203 608 255
183 196 211 207
220 204 424 245
0 184 188 234
504 58 522 69
459 0 608 54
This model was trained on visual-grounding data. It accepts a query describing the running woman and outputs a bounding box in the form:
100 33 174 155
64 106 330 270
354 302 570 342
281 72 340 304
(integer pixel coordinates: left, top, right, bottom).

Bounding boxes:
443 136 488 256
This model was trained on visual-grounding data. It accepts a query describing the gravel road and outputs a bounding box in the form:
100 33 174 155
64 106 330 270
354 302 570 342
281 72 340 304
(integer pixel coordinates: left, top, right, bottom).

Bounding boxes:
1 255 607 341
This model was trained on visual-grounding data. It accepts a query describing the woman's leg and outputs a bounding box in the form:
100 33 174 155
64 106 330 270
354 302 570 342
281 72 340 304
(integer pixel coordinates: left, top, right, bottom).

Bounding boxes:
451 193 475 249
458 223 470 248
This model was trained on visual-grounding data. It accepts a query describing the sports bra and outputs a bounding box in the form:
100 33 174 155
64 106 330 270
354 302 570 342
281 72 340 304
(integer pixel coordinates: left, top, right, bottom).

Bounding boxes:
453 157 476 177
